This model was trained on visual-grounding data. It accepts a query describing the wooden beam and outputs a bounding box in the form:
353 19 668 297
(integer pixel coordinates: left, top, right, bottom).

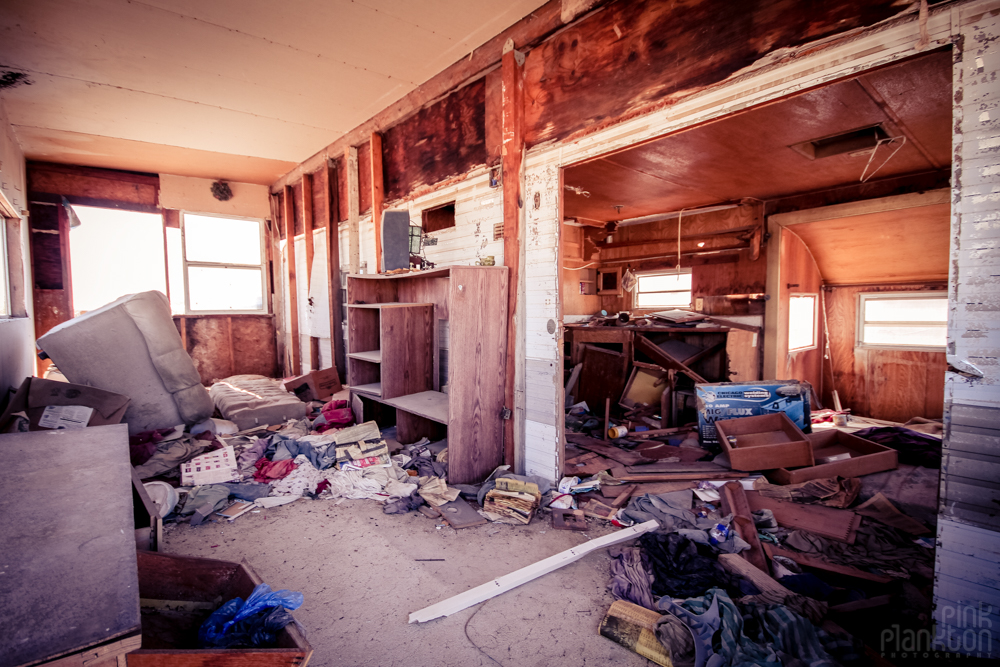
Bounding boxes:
762 544 893 584
371 132 384 274
345 147 360 275
501 39 525 469
310 336 320 371
719 482 768 572
301 172 314 290
283 185 301 374
409 519 659 623
226 316 236 376
326 159 345 380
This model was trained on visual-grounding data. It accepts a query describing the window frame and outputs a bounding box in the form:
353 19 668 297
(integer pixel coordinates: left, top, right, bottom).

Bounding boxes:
787 292 818 352
633 268 693 310
178 211 268 315
856 291 947 353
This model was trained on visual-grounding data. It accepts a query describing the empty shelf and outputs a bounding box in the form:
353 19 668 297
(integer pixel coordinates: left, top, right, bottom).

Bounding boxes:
351 382 382 397
349 350 382 363
382 391 449 425
347 302 434 309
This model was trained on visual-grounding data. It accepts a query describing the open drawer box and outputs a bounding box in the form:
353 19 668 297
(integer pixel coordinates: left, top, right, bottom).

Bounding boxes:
715 412 813 471
128 551 312 666
768 429 899 484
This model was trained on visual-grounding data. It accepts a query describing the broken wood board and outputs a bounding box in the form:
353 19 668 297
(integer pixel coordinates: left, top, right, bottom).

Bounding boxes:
634 334 707 383
854 493 929 535
598 600 673 667
552 509 588 531
616 471 749 482
610 484 638 508
625 461 730 474
564 362 583 402
718 553 826 624
601 481 696 500
581 498 617 520
564 452 614 476
719 482 768 572
746 491 861 544
762 544 893 584
438 497 488 530
566 432 649 466
829 595 893 614
409 520 659 623
632 441 708 463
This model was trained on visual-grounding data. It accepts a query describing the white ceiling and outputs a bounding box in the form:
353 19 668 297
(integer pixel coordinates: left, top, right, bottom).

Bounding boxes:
0 0 548 184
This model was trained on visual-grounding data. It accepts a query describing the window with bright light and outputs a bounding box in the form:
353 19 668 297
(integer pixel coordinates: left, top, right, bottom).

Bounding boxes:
788 294 817 351
858 293 946 350
179 213 266 313
635 269 692 308
0 218 8 317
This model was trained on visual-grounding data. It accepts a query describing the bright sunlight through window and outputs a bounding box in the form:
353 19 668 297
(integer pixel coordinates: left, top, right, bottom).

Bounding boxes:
635 270 692 308
788 294 817 351
858 293 946 349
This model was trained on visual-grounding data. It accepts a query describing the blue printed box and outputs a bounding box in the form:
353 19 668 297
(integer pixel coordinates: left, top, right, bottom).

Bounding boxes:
695 380 812 448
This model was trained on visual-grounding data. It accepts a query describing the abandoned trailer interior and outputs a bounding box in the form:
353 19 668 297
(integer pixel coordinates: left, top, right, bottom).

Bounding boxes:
0 0 998 665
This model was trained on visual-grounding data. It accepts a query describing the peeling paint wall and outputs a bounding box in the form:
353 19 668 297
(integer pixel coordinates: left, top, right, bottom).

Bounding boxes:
935 4 1000 657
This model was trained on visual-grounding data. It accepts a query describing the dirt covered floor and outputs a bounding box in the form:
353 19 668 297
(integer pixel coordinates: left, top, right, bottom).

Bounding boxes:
164 496 650 667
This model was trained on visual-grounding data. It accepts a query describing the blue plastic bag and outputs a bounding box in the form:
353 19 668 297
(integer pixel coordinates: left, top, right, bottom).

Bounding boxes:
199 583 304 648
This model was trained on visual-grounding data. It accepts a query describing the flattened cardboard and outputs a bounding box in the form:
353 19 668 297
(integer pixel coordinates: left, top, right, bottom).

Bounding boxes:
715 412 813 471
0 377 130 432
283 367 343 403
769 429 898 484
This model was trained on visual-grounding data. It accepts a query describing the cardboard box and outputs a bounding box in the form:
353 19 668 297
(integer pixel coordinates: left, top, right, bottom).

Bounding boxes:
283 368 342 403
715 412 813 471
696 380 811 447
769 429 899 484
180 445 238 486
0 377 130 432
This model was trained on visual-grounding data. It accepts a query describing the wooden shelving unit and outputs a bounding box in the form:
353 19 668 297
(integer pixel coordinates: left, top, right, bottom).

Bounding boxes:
346 266 508 484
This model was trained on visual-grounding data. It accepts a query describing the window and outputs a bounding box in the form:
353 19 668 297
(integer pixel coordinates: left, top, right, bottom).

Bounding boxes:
634 269 692 309
0 217 8 317
857 292 946 350
176 213 266 314
788 294 817 351
421 202 455 233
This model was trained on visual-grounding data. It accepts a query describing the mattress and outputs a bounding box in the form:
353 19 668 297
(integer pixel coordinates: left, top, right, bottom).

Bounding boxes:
36 291 214 434
210 374 308 431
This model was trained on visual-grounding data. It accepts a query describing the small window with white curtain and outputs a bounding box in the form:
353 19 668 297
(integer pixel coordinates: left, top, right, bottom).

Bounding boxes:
857 292 946 350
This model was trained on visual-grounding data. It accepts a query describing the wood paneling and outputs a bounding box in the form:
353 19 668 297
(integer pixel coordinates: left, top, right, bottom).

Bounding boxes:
358 140 372 215
774 230 823 395
383 79 487 201
177 315 278 385
786 203 949 285
28 161 159 211
525 0 922 149
823 283 946 420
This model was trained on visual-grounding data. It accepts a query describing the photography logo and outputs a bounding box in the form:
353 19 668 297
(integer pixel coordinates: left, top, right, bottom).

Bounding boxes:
881 602 995 660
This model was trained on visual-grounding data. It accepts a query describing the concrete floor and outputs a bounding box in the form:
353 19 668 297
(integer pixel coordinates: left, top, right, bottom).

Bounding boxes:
164 496 653 667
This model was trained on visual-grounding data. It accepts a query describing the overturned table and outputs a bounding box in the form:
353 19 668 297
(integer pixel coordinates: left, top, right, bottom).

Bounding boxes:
0 424 141 667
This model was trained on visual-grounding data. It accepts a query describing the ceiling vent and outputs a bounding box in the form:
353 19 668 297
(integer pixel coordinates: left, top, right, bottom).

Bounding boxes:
789 125 893 160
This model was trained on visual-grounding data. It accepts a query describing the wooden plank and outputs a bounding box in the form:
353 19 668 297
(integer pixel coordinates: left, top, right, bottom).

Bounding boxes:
719 481 768 572
449 266 509 484
348 349 382 363
625 461 729 474
345 146 360 275
564 362 583 401
601 481 696 499
616 471 749 482
610 484 637 508
634 335 707 383
310 336 320 372
763 544 893 584
381 391 449 424
379 304 435 400
0 426 140 667
746 491 860 544
283 185 300 375
829 595 892 613
502 40 525 469
325 159 345 381
395 409 447 444
301 172 314 290
565 432 647 466
409 520 659 623
439 496 488 530
371 132 384 273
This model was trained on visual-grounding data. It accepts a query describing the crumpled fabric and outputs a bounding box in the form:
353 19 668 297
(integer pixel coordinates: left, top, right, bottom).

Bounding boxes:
383 490 424 514
735 587 828 626
655 612 696 667
270 455 326 497
314 399 353 432
608 546 656 611
272 434 339 470
852 426 941 468
322 469 384 499
237 437 268 475
134 436 210 480
129 427 179 466
624 490 748 554
179 484 232 526
782 520 934 580
218 481 272 501
738 598 839 667
254 457 297 483
405 455 447 479
640 533 759 600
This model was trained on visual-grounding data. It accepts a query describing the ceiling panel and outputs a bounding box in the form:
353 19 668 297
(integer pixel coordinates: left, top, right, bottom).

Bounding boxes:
564 52 952 223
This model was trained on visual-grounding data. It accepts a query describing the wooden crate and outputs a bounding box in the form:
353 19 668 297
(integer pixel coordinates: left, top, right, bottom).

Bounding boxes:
768 429 898 484
127 551 312 667
715 412 812 471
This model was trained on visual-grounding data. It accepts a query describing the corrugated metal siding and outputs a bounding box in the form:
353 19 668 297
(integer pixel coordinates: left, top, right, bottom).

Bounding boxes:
934 3 1000 659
